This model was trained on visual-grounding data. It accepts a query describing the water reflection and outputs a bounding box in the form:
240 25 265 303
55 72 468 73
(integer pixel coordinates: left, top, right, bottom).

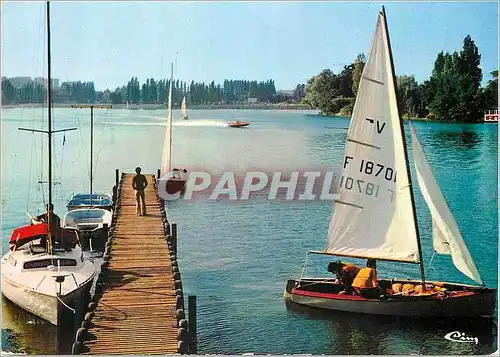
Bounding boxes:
426 129 483 150
285 302 497 355
2 297 56 354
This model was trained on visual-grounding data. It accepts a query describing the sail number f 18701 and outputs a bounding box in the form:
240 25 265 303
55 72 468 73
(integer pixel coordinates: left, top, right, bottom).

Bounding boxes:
344 156 397 183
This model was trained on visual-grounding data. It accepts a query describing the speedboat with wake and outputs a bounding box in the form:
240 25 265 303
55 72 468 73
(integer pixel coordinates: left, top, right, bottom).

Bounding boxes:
228 120 250 128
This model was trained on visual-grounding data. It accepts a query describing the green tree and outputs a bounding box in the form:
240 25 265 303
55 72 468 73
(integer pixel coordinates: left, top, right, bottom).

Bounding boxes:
2 78 16 104
425 36 483 122
482 70 498 110
352 53 366 95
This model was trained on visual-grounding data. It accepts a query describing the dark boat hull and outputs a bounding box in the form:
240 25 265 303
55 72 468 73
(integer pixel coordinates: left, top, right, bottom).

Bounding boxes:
284 278 496 318
165 178 187 195
228 122 250 128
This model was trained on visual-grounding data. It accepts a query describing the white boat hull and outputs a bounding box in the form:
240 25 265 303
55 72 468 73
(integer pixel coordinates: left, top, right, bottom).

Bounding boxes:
1 243 95 325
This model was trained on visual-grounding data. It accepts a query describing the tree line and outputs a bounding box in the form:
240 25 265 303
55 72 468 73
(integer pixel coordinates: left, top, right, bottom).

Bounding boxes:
302 35 498 122
2 77 278 106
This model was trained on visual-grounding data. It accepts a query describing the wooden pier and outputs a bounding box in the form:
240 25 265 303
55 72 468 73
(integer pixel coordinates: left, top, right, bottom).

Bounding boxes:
72 172 191 355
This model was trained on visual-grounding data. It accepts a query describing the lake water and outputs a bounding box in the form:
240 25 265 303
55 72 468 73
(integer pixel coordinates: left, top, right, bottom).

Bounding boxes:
1 108 498 354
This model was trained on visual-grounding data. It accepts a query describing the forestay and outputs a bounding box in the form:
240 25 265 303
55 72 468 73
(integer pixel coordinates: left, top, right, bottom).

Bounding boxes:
325 12 420 262
410 123 483 284
161 63 174 175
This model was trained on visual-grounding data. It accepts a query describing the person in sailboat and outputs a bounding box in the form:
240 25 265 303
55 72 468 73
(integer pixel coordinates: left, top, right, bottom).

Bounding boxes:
32 203 62 248
351 258 384 297
327 261 360 289
132 167 148 216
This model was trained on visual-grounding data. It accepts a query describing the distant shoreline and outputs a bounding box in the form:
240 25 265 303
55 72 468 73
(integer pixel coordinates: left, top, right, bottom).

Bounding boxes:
1 103 314 111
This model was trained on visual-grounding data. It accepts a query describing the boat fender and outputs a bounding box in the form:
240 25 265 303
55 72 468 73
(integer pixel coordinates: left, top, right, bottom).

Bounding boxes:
177 327 189 341
104 246 112 256
81 319 91 329
103 254 110 262
414 284 434 294
75 327 87 342
175 280 183 290
175 289 183 296
172 266 179 273
176 309 185 320
84 311 94 321
172 260 178 268
392 283 402 293
176 295 183 309
174 272 181 280
178 319 188 329
72 341 82 355
88 302 97 311
402 284 414 295
178 340 187 354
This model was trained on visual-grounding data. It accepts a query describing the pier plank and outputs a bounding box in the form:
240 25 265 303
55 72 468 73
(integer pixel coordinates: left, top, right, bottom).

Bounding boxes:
83 173 179 355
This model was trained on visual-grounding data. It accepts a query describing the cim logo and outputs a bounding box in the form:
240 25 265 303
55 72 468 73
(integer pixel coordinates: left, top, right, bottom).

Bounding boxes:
444 331 478 345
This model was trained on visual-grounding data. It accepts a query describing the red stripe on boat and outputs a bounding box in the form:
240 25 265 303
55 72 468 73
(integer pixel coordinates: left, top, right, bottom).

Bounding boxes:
291 288 369 301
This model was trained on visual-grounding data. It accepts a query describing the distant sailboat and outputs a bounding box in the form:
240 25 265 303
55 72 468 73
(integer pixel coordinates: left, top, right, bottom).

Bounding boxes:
161 62 187 195
283 6 495 318
181 96 188 120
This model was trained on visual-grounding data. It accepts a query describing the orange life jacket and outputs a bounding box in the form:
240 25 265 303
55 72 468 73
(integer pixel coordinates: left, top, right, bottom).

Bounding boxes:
352 267 376 289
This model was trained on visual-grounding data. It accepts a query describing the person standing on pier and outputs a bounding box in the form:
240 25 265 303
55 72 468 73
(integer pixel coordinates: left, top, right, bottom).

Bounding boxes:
133 167 148 216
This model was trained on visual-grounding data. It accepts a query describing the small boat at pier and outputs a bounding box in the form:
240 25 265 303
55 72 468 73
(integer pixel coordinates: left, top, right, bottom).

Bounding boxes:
284 6 496 318
161 62 187 195
228 120 250 128
63 104 113 250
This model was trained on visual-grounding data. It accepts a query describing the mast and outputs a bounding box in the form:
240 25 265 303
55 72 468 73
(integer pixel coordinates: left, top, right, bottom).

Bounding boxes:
90 106 93 204
381 6 426 285
168 62 173 172
19 1 77 255
70 104 112 202
46 0 53 255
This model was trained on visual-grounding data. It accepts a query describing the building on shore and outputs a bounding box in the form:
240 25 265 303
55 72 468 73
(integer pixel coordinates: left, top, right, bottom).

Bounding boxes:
484 110 498 122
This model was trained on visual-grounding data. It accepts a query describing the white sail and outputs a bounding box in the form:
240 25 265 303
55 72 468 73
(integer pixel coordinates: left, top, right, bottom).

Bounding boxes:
325 11 420 262
161 63 173 175
181 96 188 118
410 123 483 284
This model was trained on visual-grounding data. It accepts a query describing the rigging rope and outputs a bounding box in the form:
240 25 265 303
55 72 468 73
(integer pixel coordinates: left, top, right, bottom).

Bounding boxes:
92 108 110 190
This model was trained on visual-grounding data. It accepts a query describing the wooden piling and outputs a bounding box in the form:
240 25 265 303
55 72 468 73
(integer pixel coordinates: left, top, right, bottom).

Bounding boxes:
172 223 178 257
188 295 197 354
115 169 119 188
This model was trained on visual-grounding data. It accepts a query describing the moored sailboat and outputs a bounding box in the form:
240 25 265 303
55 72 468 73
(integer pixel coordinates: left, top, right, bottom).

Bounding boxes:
283 7 495 318
63 104 113 250
182 96 189 120
161 63 188 195
1 1 95 325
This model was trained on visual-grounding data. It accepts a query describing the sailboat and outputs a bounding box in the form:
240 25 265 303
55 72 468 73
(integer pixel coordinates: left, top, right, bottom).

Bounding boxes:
181 96 189 120
1 1 95 325
162 62 188 195
63 104 113 250
283 7 495 318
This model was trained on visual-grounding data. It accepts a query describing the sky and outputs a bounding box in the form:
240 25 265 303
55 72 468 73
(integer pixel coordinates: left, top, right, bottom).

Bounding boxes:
1 1 498 91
